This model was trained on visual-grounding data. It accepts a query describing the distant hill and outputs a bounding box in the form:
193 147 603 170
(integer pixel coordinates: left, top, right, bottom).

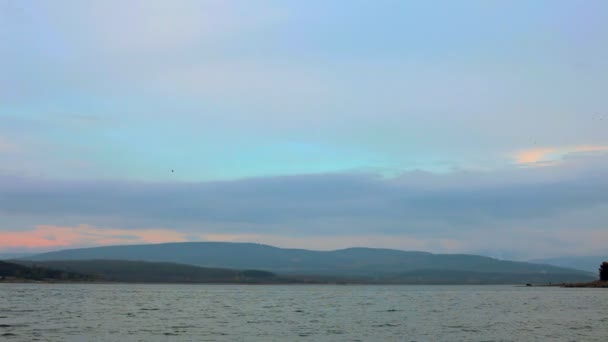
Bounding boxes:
23 242 594 284
0 260 92 281
0 253 34 260
529 256 608 273
16 260 283 284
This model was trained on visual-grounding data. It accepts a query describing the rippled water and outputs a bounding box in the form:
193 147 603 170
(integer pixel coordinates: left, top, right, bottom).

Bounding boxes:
0 284 606 341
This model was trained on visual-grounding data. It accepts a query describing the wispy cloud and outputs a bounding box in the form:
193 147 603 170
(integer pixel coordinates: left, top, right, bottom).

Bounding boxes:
572 144 608 154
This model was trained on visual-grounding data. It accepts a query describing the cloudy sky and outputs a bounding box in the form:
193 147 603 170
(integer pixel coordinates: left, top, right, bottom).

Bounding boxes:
1 0 607 259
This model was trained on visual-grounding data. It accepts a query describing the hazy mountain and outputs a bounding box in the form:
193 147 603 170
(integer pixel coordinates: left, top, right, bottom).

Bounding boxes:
529 256 608 273
24 242 593 284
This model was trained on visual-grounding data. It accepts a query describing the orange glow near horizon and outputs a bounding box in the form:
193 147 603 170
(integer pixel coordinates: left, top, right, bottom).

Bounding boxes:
1 227 463 253
0 225 187 250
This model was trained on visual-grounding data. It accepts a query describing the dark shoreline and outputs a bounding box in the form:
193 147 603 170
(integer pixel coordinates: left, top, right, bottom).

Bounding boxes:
523 280 608 288
562 280 608 288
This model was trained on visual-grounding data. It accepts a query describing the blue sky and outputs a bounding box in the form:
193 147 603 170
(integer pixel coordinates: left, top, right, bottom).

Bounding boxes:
1 1 607 258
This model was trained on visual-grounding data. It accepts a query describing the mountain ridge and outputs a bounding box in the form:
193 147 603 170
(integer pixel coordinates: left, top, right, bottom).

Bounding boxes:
23 242 592 283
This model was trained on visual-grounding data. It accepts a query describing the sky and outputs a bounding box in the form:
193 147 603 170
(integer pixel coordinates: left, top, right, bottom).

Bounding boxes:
1 0 607 259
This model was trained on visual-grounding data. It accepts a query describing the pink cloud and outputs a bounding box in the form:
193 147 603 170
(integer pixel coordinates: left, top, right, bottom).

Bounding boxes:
0 224 187 250
514 144 608 165
515 148 557 164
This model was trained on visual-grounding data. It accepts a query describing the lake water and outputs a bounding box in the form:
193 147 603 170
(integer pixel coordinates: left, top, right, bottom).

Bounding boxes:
0 284 606 341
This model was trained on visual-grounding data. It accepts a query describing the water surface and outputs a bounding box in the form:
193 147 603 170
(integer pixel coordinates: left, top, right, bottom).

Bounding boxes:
0 284 606 341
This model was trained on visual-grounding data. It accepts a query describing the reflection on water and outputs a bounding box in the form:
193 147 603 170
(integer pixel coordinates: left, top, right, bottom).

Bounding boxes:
0 284 606 341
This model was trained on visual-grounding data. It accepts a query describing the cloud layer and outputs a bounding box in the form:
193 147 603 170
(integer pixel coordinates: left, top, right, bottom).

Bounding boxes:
2 151 607 258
